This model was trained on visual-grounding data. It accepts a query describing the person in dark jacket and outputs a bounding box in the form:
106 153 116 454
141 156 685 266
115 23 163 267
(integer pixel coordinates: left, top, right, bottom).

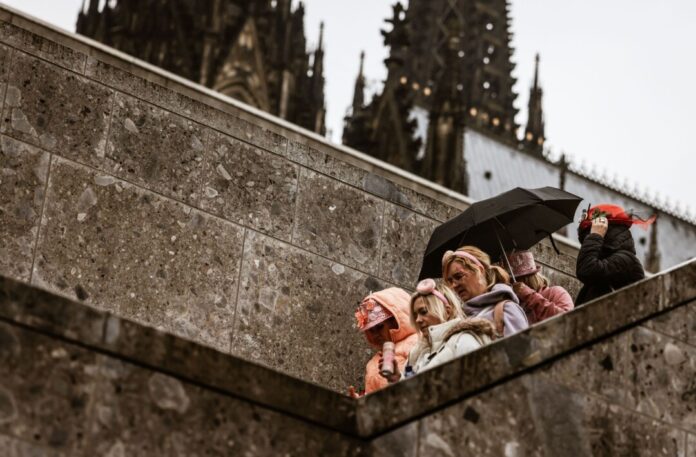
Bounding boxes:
575 204 655 305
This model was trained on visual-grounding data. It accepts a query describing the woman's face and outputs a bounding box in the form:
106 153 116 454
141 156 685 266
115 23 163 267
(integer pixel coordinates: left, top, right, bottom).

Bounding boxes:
445 261 487 302
365 317 398 345
413 297 446 332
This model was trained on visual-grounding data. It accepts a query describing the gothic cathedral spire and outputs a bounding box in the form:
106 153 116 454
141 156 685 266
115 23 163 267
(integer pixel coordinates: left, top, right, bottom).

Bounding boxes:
76 0 326 135
344 0 522 192
524 53 545 155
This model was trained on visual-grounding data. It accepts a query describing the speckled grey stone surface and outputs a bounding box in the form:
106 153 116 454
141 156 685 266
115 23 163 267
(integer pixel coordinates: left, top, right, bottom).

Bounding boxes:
532 241 577 276
233 230 390 392
2 258 696 455
0 43 9 113
647 301 696 347
293 168 384 275
543 267 582 301
33 157 244 352
103 92 208 195
288 141 461 223
688 434 695 457
0 321 95 454
0 274 359 434
1 51 111 159
0 317 362 456
0 434 66 457
0 20 86 73
418 374 686 457
0 136 49 282
379 203 439 286
630 324 696 431
199 130 298 240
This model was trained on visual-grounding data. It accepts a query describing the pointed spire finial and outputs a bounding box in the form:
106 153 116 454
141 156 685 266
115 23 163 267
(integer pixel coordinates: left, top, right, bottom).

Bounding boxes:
318 21 324 50
533 53 540 89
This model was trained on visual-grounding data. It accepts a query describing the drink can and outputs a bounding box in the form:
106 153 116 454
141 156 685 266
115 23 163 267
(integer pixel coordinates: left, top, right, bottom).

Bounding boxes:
380 341 395 377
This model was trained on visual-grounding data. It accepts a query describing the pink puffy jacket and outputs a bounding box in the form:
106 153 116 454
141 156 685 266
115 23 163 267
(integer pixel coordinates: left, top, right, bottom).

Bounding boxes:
362 288 418 394
514 284 574 324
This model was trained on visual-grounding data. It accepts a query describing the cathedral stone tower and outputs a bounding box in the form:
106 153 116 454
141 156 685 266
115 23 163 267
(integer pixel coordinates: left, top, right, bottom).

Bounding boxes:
344 0 524 193
523 53 545 155
77 0 326 135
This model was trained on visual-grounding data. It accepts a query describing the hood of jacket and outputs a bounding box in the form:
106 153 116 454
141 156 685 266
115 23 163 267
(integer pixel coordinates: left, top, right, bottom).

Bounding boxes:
461 283 519 315
602 225 637 253
364 287 416 347
578 224 636 254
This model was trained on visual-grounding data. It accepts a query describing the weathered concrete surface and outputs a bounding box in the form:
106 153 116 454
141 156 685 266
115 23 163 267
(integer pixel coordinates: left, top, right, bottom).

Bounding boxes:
1 258 695 456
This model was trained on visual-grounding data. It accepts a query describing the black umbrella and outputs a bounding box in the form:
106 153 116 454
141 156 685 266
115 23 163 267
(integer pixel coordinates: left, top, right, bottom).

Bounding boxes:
418 186 582 280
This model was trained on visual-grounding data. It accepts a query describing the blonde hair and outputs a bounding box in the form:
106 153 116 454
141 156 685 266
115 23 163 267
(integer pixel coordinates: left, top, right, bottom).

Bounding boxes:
409 282 463 334
518 272 549 291
442 245 511 290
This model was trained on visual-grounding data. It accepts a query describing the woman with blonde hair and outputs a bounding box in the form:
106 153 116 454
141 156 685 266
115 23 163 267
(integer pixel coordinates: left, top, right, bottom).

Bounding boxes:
442 246 528 337
380 279 495 381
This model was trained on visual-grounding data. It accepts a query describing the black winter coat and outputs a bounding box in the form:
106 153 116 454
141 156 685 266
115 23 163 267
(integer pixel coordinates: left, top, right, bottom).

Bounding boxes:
575 225 645 306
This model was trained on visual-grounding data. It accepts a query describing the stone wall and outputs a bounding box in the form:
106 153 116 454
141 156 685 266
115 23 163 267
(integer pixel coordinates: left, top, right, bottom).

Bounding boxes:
1 258 695 456
0 6 581 392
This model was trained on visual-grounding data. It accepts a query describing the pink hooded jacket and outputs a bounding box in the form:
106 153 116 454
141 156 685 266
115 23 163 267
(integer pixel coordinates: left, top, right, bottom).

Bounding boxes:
514 283 574 324
362 288 418 394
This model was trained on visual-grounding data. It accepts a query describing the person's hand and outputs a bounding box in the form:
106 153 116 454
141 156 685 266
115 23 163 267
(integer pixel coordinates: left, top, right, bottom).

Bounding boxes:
590 216 608 237
377 356 401 383
347 385 363 398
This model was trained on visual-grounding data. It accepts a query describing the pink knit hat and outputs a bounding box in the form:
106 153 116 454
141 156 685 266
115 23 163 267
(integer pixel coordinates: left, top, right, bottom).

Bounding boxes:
355 298 393 331
507 250 541 278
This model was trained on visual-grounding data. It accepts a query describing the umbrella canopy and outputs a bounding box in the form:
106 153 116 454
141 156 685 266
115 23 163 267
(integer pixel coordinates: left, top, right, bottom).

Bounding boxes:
418 187 582 280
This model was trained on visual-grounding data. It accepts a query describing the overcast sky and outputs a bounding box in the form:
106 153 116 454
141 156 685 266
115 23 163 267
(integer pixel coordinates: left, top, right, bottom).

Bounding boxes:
5 0 695 214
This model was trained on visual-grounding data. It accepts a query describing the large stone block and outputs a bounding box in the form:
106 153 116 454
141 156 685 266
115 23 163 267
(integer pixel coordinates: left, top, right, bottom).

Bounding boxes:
288 141 460 222
417 378 543 457
0 434 65 457
0 51 112 158
81 356 318 457
198 130 298 240
232 230 390 391
33 157 244 352
532 241 577 276
417 374 686 457
379 203 439 287
543 267 582 302
85 56 288 156
366 422 418 457
0 136 49 282
0 322 95 454
629 326 696 432
103 93 208 197
293 168 384 275
0 20 86 73
646 300 696 347
539 330 636 410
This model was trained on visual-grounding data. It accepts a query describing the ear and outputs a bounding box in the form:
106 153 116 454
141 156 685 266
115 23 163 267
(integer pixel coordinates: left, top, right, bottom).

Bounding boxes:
444 301 453 317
